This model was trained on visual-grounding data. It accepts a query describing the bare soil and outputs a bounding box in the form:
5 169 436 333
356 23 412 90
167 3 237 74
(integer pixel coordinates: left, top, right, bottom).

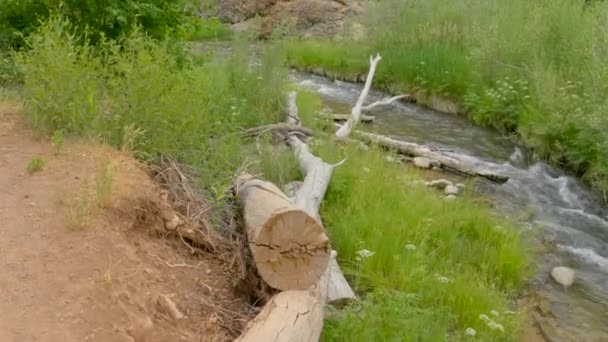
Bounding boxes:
0 102 250 342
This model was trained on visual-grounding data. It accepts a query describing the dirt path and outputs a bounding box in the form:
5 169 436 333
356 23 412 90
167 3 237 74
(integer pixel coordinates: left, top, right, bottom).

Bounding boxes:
0 102 248 342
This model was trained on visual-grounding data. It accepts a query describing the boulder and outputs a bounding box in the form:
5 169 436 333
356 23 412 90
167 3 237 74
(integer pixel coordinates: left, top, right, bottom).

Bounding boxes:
413 157 432 169
550 266 576 287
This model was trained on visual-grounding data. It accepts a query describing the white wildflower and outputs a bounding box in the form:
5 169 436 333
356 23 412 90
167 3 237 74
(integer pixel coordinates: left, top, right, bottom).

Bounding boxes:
479 314 490 321
436 275 451 284
356 249 375 259
464 328 477 337
490 310 500 317
405 244 417 251
487 321 505 332
503 310 516 315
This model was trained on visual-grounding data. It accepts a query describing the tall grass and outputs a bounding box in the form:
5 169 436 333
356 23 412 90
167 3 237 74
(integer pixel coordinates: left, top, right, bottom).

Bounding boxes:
287 0 608 196
14 16 287 204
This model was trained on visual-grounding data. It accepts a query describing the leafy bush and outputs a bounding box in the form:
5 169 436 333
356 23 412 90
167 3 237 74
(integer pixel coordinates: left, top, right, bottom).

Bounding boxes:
0 0 194 49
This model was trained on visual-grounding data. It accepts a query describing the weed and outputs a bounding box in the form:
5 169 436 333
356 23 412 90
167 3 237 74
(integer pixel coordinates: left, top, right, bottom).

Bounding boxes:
27 155 45 173
52 129 64 155
95 159 113 207
66 190 93 231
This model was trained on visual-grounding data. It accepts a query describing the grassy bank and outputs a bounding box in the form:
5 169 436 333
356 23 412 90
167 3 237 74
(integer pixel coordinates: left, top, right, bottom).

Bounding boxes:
287 0 608 197
7 16 530 341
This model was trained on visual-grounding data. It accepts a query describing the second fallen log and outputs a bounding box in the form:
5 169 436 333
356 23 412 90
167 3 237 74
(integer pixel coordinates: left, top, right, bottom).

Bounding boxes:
236 174 331 291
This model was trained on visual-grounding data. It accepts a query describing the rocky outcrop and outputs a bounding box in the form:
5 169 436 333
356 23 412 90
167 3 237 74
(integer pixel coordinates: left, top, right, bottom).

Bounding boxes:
218 0 363 38
218 0 278 24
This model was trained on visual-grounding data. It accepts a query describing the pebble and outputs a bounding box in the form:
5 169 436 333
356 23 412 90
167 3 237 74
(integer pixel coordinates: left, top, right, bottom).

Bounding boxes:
551 266 576 287
444 195 457 201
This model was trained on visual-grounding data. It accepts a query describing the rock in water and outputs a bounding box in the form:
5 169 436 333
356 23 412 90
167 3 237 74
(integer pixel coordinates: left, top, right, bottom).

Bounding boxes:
551 266 576 287
413 157 432 169
444 185 459 195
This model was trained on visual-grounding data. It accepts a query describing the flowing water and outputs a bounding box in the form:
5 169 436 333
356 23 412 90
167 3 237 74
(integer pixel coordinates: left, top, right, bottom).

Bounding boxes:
292 72 608 341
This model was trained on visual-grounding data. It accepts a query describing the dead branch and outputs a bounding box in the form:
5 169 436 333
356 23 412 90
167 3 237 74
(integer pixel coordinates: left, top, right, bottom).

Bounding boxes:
321 113 375 123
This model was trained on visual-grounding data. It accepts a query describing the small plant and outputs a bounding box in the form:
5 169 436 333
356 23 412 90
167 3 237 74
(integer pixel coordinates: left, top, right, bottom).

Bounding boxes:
27 155 45 174
52 129 64 155
95 159 113 207
66 194 93 231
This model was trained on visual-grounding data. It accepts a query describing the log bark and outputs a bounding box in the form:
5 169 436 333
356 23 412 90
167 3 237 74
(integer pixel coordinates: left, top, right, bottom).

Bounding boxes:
235 264 329 342
354 130 509 183
236 174 331 290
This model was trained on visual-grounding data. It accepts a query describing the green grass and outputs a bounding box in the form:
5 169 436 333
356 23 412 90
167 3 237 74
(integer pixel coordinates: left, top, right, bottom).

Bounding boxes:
287 0 608 197
27 155 46 173
180 17 232 41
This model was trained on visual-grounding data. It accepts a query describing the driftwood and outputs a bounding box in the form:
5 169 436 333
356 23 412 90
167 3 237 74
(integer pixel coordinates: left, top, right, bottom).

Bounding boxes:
236 174 331 290
238 53 394 341
335 54 382 139
321 113 375 123
362 94 411 112
354 130 509 183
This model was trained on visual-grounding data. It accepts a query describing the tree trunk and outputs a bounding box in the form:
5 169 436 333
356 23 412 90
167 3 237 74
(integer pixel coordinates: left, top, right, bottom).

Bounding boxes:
236 174 331 290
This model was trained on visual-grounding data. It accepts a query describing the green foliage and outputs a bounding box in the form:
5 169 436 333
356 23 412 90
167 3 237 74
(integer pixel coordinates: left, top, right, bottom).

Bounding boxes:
0 0 195 49
287 0 608 195
180 17 232 41
27 155 46 173
306 142 529 340
15 16 287 206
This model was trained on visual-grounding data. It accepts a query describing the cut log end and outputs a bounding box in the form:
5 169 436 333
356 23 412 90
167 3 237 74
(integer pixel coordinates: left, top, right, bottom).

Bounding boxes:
250 208 331 291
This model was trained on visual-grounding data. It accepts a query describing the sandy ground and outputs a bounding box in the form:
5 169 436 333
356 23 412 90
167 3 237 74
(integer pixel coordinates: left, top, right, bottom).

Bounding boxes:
0 101 249 342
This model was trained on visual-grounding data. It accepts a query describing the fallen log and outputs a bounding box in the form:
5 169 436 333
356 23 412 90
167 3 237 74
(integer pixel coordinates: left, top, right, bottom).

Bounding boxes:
353 129 509 183
238 53 392 341
321 113 375 123
236 174 331 290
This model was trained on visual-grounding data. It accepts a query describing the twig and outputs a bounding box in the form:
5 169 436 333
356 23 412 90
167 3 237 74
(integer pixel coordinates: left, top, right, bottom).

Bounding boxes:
148 252 204 269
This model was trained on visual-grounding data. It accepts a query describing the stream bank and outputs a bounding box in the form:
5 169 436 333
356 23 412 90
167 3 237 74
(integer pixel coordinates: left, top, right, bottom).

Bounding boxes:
292 71 608 341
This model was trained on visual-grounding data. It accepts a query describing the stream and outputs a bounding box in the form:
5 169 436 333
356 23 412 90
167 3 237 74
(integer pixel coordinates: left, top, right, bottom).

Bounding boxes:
292 72 608 341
